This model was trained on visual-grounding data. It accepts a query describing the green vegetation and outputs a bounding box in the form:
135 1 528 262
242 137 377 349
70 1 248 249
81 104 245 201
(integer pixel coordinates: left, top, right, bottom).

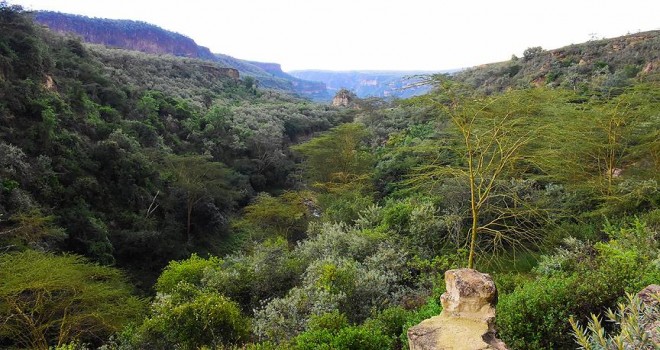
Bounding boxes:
0 250 144 349
454 30 659 94
570 292 659 350
1 3 658 349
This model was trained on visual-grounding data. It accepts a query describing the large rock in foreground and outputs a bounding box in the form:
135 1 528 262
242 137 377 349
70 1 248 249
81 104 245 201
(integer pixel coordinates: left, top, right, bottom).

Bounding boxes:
407 269 508 350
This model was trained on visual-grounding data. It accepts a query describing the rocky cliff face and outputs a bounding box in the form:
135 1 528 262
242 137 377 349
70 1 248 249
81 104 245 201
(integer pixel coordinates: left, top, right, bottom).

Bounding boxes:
33 12 329 100
407 269 508 350
248 61 328 99
35 12 216 60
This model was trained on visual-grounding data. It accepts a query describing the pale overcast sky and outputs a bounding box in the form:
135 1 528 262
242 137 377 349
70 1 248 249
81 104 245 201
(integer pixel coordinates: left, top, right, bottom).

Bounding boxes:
9 0 660 71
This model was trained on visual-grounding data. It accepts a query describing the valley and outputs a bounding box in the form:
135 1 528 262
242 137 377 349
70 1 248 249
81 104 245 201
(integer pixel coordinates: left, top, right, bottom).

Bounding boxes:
0 2 659 349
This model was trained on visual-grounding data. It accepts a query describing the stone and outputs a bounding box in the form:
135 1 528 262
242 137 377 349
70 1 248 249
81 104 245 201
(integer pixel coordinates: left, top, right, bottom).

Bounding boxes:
332 89 355 107
407 269 507 350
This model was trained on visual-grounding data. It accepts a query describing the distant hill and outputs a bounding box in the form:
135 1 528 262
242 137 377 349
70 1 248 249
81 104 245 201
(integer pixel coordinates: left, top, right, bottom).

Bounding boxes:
288 70 457 99
452 30 660 93
33 11 329 100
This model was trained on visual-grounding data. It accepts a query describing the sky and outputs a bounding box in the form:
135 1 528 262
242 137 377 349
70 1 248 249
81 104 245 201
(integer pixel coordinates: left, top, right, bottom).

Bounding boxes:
9 0 660 72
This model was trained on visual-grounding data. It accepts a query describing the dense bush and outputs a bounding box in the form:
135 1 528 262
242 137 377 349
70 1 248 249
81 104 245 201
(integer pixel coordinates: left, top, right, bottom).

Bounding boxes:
132 287 250 349
497 217 660 349
292 311 394 350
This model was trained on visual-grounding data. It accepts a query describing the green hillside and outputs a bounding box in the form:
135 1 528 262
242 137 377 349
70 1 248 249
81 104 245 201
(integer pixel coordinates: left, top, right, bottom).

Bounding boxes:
453 30 660 94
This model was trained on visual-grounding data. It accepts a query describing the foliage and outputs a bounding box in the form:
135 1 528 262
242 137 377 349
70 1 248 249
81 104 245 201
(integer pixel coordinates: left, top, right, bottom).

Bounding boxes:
570 292 659 350
162 154 237 242
155 253 222 293
133 288 250 349
203 237 305 312
292 122 374 189
0 250 144 349
0 209 66 249
2 5 660 349
234 191 316 243
292 311 394 350
411 85 561 268
0 4 344 289
454 30 659 94
537 84 660 202
497 217 660 349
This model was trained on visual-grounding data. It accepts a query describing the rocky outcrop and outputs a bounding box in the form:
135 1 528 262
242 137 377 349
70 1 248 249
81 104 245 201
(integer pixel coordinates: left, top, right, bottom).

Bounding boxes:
332 89 355 107
407 269 507 350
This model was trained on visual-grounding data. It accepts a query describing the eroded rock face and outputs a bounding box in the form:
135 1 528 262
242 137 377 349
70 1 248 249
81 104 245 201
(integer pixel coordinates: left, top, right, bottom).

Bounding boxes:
407 269 507 350
332 89 355 107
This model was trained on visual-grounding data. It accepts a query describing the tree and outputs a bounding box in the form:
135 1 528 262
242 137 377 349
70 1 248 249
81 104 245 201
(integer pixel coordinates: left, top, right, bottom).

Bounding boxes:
523 46 544 61
292 123 375 222
0 209 66 250
132 256 251 349
412 84 555 268
0 250 144 349
235 191 316 243
135 288 250 349
292 123 373 187
538 83 660 212
164 154 233 243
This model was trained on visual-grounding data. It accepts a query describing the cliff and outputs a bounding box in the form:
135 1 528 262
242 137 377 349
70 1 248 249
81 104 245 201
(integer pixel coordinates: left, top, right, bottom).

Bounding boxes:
33 11 329 100
35 12 216 60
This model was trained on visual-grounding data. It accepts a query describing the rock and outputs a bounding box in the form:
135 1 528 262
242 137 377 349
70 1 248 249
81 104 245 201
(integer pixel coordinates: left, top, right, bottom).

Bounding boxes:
44 75 56 91
332 89 356 107
642 61 657 74
407 269 508 350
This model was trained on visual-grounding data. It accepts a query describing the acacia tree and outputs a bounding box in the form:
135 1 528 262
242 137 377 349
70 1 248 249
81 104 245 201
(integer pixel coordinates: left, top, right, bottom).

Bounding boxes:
164 154 233 243
541 83 660 199
292 123 375 222
413 83 557 268
0 250 144 349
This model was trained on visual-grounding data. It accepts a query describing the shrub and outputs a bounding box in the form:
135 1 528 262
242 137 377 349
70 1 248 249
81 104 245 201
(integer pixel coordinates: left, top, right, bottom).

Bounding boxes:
498 217 660 349
134 288 250 349
155 253 222 293
570 292 659 350
293 311 393 350
497 275 577 349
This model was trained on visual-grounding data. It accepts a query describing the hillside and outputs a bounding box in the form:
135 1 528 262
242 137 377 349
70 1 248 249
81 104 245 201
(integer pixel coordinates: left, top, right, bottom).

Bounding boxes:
33 11 330 100
289 69 453 98
0 4 347 290
453 30 660 93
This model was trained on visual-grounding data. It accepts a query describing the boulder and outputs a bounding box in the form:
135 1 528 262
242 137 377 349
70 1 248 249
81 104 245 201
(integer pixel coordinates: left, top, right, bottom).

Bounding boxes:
407 269 507 350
